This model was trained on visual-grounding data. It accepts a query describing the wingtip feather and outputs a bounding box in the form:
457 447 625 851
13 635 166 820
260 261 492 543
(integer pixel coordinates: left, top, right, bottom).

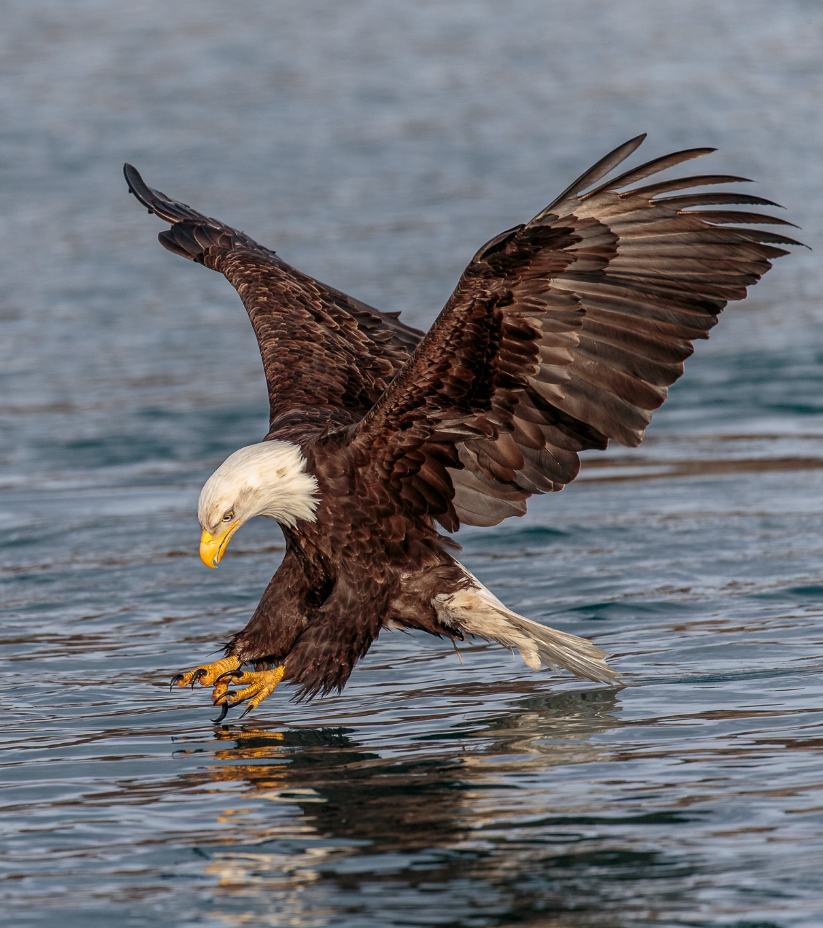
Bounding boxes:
123 163 155 212
534 134 649 221
584 147 718 200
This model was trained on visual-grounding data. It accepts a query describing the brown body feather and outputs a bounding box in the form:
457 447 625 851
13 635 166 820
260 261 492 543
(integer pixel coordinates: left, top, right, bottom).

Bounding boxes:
125 136 800 698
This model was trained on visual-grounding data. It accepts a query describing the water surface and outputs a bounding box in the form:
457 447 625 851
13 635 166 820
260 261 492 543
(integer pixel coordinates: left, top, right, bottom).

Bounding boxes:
2 2 823 925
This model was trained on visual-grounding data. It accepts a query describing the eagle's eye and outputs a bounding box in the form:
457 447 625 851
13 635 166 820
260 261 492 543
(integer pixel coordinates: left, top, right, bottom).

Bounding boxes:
222 510 235 522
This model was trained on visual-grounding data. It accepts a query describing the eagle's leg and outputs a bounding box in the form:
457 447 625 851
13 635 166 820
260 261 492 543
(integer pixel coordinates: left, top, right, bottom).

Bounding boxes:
212 666 285 718
170 654 242 690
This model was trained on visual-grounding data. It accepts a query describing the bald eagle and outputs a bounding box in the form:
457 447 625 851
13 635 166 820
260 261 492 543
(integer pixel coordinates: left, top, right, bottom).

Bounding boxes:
125 136 799 719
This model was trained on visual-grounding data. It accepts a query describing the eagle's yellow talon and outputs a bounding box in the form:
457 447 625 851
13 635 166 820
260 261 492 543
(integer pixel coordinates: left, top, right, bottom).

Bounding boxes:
210 666 285 715
172 655 242 689
211 677 233 703
171 659 283 717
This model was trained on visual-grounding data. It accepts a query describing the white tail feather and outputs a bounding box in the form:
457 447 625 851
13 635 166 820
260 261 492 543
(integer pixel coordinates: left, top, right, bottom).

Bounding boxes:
433 573 619 685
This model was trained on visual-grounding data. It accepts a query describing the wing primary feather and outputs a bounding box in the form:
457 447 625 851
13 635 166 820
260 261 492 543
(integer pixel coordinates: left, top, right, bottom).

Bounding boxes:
656 192 783 209
689 210 799 228
533 134 647 220
584 148 716 199
123 164 206 224
630 174 752 198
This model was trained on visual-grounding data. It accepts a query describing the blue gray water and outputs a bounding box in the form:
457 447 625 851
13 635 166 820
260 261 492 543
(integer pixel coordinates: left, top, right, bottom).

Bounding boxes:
2 2 823 925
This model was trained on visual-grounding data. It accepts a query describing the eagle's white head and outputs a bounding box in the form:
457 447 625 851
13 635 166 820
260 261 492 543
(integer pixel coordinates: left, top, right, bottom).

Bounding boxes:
197 441 319 568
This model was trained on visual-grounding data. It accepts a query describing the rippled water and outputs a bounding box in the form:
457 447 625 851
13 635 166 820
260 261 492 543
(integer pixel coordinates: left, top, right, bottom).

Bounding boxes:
2 2 823 925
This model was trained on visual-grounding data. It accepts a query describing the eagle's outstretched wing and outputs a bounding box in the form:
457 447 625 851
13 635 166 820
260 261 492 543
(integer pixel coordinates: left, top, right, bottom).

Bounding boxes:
349 135 802 531
124 165 423 436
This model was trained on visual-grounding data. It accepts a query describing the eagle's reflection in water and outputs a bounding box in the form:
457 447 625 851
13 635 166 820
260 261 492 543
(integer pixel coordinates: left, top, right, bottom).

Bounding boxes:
188 688 639 927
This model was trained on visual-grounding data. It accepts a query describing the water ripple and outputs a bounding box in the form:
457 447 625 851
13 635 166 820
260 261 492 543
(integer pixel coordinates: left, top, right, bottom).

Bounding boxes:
3 1 823 926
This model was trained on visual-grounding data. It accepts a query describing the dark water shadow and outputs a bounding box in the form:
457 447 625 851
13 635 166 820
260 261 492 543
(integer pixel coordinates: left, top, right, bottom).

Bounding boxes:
170 688 706 926
204 688 621 843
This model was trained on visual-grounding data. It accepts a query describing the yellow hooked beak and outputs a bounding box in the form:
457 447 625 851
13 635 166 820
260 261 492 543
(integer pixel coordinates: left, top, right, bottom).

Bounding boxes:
200 522 241 568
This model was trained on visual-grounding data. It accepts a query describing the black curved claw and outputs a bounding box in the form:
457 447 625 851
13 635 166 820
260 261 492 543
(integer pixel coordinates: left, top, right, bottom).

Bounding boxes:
191 667 208 688
215 669 245 684
212 701 231 724
169 673 185 691
239 703 255 720
213 690 236 707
